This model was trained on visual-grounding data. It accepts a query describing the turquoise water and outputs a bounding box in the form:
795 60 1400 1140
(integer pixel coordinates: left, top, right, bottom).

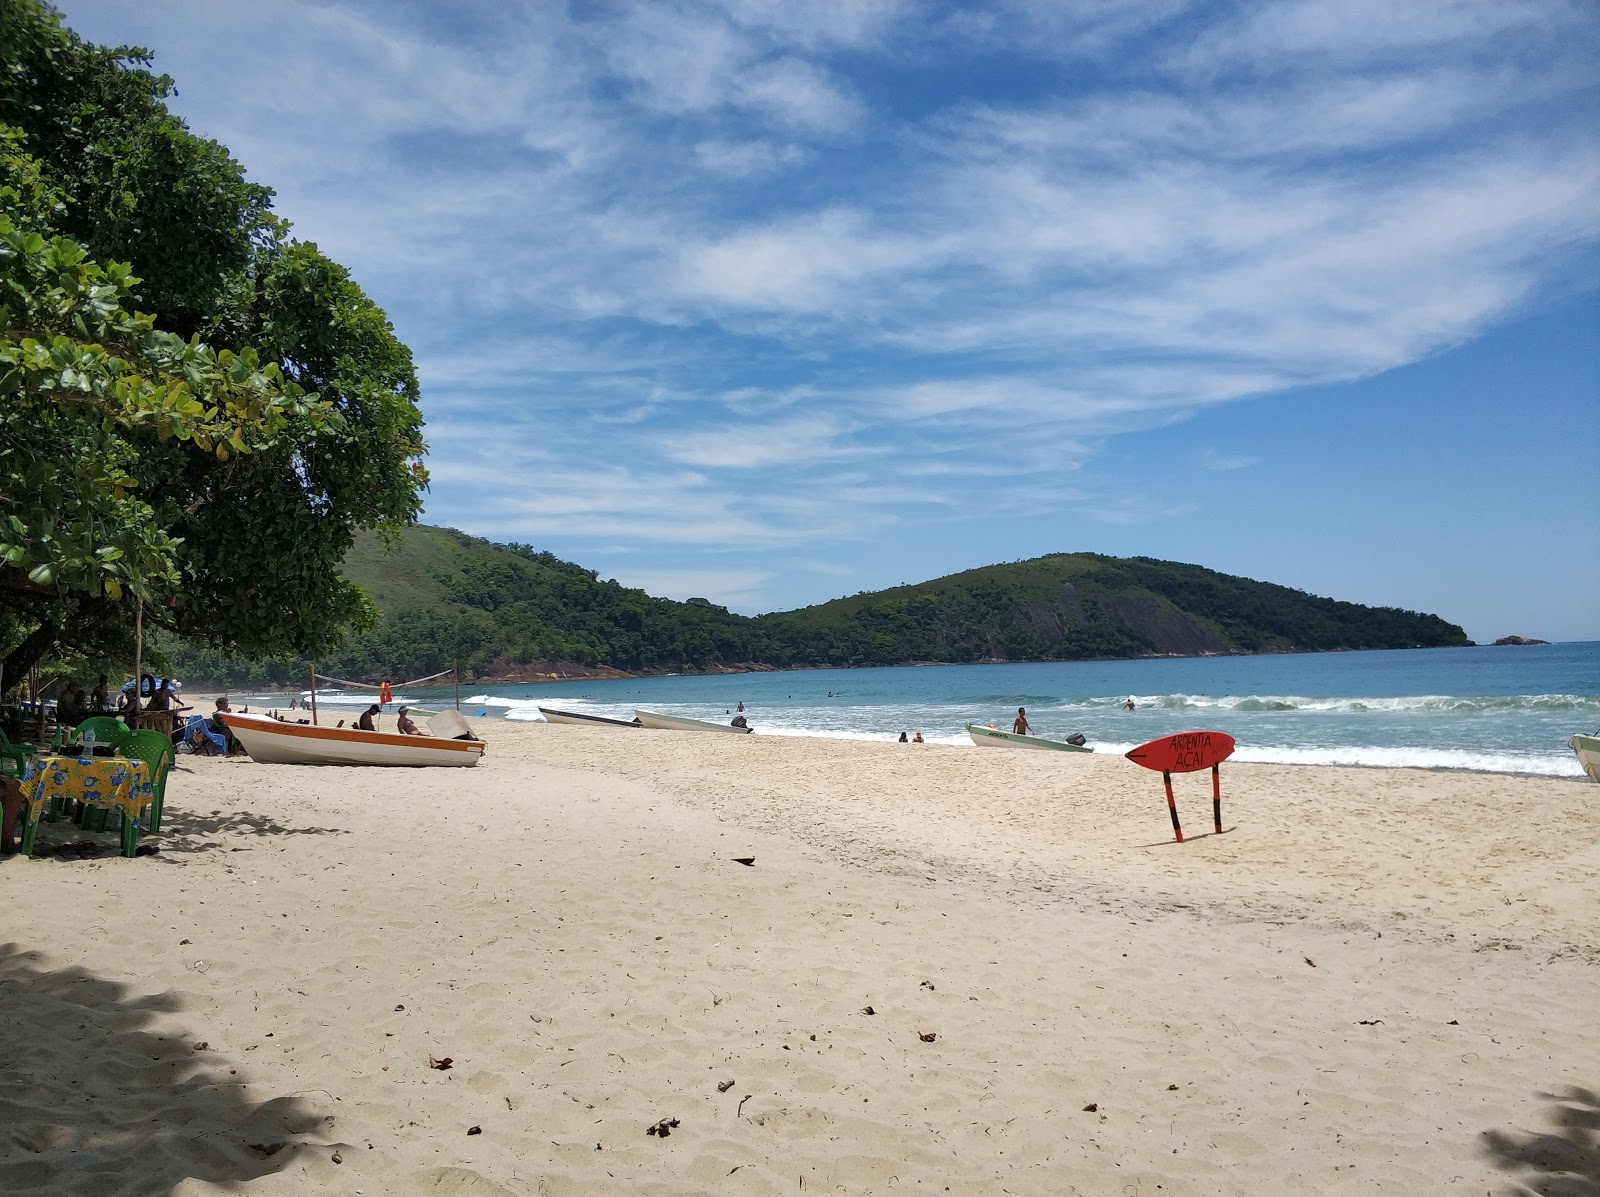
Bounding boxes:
244 642 1599 778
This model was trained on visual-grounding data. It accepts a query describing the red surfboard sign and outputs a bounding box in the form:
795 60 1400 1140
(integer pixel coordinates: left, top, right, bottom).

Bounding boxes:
1125 730 1236 774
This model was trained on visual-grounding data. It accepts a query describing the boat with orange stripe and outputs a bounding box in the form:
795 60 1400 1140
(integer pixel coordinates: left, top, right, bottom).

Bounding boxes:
220 711 486 767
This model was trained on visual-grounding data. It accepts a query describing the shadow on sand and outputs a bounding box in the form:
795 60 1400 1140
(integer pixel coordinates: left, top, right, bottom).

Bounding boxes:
0 943 331 1195
1481 1085 1600 1197
157 805 350 850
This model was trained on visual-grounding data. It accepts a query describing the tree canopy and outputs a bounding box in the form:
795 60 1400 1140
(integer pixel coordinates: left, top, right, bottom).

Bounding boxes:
0 0 426 690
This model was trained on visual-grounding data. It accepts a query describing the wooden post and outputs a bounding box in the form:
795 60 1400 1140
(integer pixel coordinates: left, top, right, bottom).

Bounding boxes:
1211 763 1223 834
1125 731 1235 844
454 662 460 712
310 665 319 726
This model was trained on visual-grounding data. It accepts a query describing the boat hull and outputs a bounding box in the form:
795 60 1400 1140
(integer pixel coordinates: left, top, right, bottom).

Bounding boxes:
635 709 753 734
539 707 639 728
221 712 485 767
965 723 1093 753
1570 733 1600 783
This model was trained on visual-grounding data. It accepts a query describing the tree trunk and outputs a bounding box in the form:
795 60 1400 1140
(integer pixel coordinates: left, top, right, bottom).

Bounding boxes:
2 616 65 692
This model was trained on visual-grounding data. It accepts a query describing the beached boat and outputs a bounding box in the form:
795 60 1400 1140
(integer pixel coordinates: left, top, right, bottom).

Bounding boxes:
1570 732 1600 783
221 711 486 767
635 709 754 734
966 723 1093 753
538 706 640 728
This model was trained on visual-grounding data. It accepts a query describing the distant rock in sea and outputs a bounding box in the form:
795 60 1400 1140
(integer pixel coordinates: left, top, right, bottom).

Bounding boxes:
1491 636 1549 646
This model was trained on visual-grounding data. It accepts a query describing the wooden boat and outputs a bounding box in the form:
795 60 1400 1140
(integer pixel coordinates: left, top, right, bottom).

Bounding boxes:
1570 732 1600 783
966 723 1092 753
538 706 640 728
220 711 486 767
635 709 754 734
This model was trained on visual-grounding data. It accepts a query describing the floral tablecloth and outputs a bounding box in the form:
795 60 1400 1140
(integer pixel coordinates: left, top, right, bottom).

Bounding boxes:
22 754 153 826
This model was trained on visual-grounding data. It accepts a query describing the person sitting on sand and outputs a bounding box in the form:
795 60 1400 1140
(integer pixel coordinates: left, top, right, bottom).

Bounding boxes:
396 706 429 736
1013 707 1032 736
913 731 924 743
357 704 380 732
898 731 909 743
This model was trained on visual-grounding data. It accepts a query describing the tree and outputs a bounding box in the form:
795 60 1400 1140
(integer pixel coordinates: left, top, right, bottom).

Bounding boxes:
0 0 425 689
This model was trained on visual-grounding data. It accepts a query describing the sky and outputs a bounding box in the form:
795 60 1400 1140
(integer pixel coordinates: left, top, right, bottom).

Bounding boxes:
57 0 1600 643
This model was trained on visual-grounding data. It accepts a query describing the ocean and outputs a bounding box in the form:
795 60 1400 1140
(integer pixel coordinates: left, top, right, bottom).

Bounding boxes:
237 642 1599 779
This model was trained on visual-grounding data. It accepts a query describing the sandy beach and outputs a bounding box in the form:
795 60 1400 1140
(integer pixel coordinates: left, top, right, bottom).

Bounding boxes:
2 715 1595 1196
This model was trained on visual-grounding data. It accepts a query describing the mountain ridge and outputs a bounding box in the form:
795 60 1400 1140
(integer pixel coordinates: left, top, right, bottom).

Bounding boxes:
165 525 1473 688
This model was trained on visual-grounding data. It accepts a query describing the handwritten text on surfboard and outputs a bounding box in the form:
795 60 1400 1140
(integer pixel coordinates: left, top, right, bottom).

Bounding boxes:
1124 730 1236 774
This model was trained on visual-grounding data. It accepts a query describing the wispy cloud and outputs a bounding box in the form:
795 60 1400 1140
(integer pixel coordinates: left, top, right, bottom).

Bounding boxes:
58 0 1600 624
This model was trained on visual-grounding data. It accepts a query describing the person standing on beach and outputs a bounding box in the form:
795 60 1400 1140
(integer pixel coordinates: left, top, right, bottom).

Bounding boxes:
1012 707 1032 735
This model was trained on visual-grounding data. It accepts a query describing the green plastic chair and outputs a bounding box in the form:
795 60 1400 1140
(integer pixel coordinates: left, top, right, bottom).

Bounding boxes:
73 716 130 750
119 728 175 843
0 728 33 779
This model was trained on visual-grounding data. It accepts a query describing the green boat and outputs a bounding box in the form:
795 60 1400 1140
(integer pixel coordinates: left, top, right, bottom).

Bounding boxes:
1570 732 1600 783
966 723 1093 753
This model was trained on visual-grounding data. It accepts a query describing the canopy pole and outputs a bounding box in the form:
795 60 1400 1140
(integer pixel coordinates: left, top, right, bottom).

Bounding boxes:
310 665 319 726
131 599 143 722
454 662 460 712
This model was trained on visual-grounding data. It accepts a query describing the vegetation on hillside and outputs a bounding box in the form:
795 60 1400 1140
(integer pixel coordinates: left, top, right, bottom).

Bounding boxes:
163 526 1471 688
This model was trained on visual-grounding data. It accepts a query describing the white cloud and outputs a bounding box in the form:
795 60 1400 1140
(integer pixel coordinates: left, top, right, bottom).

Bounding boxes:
694 137 809 178
51 0 1600 625
607 566 772 608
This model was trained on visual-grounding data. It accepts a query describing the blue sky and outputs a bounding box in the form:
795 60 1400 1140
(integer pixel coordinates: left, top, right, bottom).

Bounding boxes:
59 1 1599 642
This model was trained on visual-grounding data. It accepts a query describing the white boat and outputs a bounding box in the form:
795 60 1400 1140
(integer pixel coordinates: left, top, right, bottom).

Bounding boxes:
221 711 486 767
539 706 640 728
966 723 1093 753
635 709 754 734
1570 732 1600 783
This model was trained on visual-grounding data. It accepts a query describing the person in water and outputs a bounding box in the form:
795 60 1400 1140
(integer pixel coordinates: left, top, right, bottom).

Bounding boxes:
1012 707 1033 735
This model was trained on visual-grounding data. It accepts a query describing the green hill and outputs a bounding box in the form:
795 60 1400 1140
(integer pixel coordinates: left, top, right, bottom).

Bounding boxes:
165 526 1470 686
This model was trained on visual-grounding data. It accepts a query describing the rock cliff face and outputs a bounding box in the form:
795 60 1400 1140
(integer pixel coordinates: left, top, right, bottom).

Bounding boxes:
1491 636 1549 646
1091 594 1233 657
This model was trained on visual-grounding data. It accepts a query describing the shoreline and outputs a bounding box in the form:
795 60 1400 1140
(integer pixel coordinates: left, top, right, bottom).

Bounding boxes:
205 693 1592 783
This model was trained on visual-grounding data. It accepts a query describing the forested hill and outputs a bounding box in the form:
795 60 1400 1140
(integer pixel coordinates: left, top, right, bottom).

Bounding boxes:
166 525 1471 687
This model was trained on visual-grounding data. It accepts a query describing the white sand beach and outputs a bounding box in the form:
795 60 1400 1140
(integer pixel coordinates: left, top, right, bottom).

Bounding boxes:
3 716 1595 1195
